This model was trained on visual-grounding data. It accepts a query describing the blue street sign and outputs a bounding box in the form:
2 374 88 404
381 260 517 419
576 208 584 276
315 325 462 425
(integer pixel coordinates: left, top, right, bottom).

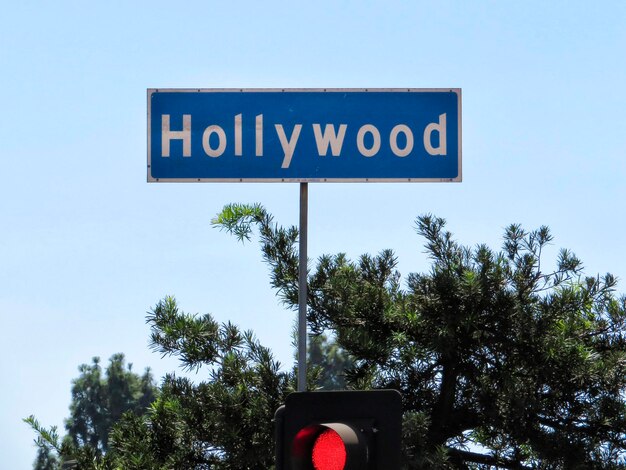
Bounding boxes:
147 89 461 182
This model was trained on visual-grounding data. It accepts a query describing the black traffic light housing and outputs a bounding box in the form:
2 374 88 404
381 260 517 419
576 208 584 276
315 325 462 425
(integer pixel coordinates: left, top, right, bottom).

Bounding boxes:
275 390 402 470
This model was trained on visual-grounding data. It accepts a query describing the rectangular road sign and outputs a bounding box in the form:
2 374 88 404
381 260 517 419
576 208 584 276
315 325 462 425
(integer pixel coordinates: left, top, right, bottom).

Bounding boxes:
147 88 461 182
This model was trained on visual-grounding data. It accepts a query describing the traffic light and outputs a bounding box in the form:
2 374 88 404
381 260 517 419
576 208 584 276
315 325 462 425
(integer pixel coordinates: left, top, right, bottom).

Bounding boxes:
275 390 402 470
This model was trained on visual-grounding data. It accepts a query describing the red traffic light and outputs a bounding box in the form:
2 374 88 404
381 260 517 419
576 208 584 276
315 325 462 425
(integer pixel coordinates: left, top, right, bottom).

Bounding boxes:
312 428 346 470
291 422 367 470
275 390 402 470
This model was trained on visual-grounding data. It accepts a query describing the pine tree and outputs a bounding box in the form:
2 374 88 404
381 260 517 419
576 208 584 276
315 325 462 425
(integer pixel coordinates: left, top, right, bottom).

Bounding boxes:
27 207 626 468
211 204 626 468
26 354 157 469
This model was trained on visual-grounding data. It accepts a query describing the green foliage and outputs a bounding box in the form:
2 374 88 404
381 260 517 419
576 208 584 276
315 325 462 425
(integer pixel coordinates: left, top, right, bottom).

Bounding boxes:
27 206 626 469
26 354 157 469
104 296 296 469
32 447 58 470
308 333 353 390
212 203 300 306
65 354 157 454
25 415 65 470
25 300 351 469
212 204 626 469
106 298 357 469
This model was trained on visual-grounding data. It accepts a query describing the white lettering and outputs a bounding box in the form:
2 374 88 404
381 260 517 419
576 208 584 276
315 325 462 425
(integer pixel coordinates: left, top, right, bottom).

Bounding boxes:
312 124 347 156
390 124 414 157
160 110 450 168
356 124 381 157
202 125 227 157
424 113 447 156
256 114 263 156
234 114 242 156
162 114 191 157
275 124 302 169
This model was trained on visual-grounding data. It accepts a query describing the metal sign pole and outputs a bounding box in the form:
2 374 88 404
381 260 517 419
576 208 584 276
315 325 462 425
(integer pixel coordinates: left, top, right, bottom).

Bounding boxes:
298 182 308 392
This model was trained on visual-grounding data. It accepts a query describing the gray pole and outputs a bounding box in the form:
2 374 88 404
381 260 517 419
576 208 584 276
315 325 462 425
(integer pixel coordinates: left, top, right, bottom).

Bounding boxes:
298 182 308 392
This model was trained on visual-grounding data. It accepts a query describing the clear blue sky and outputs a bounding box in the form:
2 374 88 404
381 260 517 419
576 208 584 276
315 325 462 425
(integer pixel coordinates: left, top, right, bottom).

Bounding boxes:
1 1 625 467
